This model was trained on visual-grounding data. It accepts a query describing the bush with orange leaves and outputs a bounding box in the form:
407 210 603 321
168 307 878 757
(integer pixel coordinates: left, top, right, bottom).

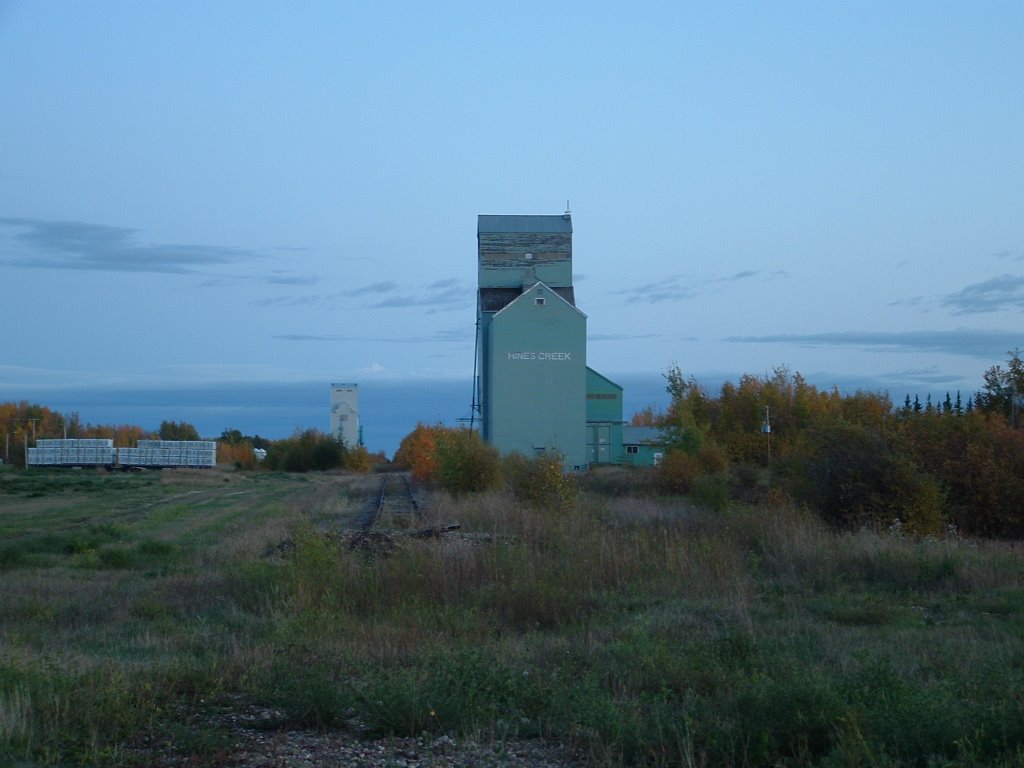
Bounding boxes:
346 445 379 473
393 423 443 484
393 424 499 493
217 441 258 470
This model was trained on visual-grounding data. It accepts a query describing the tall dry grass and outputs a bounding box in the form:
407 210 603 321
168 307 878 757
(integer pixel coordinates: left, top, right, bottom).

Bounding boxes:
4 470 1024 766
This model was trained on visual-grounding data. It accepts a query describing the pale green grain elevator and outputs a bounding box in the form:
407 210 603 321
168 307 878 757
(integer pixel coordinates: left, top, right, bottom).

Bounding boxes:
476 214 588 469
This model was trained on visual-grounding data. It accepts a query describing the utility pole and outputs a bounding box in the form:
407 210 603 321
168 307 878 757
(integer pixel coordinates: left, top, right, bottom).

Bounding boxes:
761 406 772 470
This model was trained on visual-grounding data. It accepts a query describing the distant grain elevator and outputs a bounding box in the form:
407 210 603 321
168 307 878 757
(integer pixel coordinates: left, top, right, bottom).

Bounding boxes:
330 383 362 448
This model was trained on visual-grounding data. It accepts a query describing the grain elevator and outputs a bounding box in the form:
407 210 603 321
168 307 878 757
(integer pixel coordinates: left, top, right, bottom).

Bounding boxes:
476 212 617 470
330 383 362 448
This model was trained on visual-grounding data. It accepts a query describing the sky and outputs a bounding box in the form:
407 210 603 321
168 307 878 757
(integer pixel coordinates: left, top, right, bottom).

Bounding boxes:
2 2 1023 452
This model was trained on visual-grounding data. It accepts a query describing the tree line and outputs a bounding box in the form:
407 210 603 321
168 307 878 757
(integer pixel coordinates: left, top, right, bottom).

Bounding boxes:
0 403 156 466
648 350 1024 538
6 349 1023 537
0 403 380 473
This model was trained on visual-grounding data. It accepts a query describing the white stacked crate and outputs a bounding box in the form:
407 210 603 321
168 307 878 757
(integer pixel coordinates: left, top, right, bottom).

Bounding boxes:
116 447 141 466
25 438 216 468
128 440 217 468
28 439 115 466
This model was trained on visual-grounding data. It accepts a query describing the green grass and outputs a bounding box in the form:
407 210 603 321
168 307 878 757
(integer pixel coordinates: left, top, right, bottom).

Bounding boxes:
1 469 1024 766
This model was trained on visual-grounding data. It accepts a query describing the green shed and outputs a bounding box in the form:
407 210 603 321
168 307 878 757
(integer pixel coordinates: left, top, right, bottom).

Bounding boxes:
586 368 623 465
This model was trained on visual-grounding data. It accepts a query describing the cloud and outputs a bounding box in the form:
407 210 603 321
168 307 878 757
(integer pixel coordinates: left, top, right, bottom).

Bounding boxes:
337 281 399 297
618 276 700 304
433 327 475 342
887 295 927 309
876 367 966 386
942 274 1024 315
428 277 459 289
720 269 789 283
366 279 468 312
785 367 971 398
251 295 321 307
0 217 264 274
617 270 786 304
725 328 1023 360
266 273 318 286
994 250 1024 261
254 279 470 312
588 333 663 342
728 270 758 281
273 331 464 344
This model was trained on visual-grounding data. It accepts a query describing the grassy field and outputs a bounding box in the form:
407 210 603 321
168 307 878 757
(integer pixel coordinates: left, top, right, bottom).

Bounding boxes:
2 465 1024 766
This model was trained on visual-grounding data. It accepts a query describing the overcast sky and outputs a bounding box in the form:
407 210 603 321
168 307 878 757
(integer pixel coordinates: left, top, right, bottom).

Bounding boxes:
2 2 1023 409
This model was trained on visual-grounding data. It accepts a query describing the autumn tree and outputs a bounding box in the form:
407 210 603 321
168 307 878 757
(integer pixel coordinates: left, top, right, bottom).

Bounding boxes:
899 409 1024 537
345 445 381 473
217 441 257 469
662 366 715 453
393 423 444 484
629 405 663 426
658 366 729 504
0 401 72 465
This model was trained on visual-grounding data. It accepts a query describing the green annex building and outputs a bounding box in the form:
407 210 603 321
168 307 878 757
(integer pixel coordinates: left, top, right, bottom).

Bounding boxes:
475 212 639 469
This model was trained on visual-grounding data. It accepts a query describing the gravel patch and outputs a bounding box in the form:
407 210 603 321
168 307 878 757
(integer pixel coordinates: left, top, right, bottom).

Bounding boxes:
227 730 585 767
134 700 586 767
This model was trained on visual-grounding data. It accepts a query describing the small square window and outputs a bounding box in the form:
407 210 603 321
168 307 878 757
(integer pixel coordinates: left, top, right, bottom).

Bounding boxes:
535 297 545 306
626 445 639 455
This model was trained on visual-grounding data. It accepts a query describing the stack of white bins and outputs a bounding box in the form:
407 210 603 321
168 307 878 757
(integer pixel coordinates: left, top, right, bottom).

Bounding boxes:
28 439 117 466
117 440 217 468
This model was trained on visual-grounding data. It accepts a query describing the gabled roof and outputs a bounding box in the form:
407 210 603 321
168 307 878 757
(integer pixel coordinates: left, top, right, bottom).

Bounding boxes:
586 367 623 392
480 285 575 313
478 214 572 234
492 281 587 320
623 426 668 445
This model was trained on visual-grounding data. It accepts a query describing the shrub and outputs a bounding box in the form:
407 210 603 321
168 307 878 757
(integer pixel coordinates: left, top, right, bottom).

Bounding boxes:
691 473 730 512
345 445 376 473
578 466 657 497
501 452 578 511
393 423 442 484
783 422 945 533
217 441 257 470
434 429 500 495
656 438 728 497
263 429 347 473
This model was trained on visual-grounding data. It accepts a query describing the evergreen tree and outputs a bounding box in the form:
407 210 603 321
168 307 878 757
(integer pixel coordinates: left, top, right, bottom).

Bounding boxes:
976 349 1024 423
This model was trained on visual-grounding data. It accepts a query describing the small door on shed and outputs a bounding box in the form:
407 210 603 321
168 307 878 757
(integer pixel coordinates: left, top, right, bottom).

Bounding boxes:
588 424 611 464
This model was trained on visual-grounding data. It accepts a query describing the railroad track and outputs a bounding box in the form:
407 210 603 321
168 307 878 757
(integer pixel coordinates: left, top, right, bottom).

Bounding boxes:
360 472 424 530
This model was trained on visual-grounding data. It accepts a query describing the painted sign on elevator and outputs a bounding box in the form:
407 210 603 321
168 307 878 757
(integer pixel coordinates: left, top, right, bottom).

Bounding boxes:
507 352 573 360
